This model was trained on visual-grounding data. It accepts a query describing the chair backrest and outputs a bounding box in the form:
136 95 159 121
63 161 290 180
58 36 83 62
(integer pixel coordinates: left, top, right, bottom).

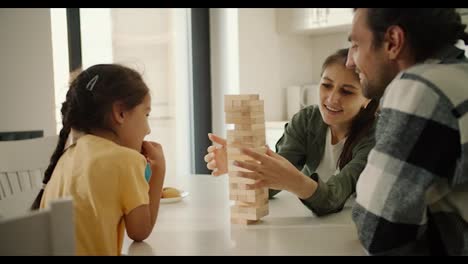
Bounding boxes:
0 197 75 256
0 136 58 217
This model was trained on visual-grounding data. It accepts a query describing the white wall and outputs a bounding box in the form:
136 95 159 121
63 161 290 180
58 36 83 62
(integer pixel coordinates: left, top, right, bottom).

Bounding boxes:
0 8 56 136
236 8 349 121
209 8 240 137
307 33 349 83
238 9 282 121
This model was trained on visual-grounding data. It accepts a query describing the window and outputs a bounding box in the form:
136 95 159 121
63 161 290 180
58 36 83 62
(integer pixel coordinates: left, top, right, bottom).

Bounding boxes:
50 8 193 185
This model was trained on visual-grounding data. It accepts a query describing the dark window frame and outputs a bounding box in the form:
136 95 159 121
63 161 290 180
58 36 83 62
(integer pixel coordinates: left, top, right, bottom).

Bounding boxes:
66 8 82 72
190 8 212 174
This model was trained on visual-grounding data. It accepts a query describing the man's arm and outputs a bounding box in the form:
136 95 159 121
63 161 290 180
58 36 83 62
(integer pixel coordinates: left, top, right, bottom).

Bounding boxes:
352 74 460 255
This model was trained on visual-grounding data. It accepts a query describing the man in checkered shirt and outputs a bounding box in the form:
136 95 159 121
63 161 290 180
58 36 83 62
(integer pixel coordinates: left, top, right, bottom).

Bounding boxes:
347 8 468 255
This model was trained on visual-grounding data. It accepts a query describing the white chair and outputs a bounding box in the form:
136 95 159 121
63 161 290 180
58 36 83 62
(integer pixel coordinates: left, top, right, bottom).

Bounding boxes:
0 197 75 256
0 136 58 218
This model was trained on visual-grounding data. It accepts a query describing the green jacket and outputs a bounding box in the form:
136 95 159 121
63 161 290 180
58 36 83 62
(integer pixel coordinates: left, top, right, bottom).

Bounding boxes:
270 105 376 216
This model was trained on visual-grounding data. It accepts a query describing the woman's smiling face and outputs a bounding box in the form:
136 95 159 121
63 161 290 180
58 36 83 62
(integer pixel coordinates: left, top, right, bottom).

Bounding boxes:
319 62 370 128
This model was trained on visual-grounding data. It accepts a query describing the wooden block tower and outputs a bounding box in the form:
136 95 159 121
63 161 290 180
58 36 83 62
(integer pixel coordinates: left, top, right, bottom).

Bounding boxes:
224 94 269 225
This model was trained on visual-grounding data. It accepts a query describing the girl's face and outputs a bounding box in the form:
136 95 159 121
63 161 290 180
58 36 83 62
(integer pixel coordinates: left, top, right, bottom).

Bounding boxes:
318 63 370 130
117 94 151 152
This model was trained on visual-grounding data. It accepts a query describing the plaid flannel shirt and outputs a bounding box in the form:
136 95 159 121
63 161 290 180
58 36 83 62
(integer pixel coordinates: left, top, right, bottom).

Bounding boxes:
352 44 468 255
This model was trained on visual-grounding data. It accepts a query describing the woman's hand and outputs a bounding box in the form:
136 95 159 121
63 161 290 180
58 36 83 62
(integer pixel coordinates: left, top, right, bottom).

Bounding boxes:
204 133 228 176
233 146 317 199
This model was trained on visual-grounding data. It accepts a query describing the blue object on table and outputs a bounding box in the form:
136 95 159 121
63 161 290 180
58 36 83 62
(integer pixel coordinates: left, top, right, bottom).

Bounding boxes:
145 163 152 182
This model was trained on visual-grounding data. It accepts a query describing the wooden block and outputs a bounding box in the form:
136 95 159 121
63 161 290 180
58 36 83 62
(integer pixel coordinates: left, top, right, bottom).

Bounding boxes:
228 142 265 148
227 129 265 137
224 105 249 113
228 174 256 184
226 147 267 170
233 100 242 107
224 100 264 113
230 218 258 225
226 111 264 119
227 154 257 161
230 187 266 197
231 202 269 215
224 95 260 112
227 134 265 140
235 123 265 131
225 116 265 125
224 94 259 102
229 188 252 196
248 105 264 113
231 205 269 220
227 137 266 146
229 193 238 200
236 194 260 203
235 188 269 203
235 196 269 207
227 134 265 143
227 160 252 172
228 163 251 172
226 146 242 155
229 182 250 190
244 100 263 107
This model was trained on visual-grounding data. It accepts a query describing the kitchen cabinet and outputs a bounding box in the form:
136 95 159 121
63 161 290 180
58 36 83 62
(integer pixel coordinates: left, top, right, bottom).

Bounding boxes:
276 8 352 36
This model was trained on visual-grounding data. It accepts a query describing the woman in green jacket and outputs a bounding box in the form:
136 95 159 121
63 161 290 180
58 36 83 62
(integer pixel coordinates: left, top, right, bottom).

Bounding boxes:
205 48 379 216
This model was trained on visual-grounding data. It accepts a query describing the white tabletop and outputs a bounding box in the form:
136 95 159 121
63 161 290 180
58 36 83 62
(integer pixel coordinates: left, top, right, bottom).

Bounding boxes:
122 174 365 256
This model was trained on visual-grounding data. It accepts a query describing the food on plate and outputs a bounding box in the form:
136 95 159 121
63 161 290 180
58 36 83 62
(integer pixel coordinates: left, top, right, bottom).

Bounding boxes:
161 187 181 198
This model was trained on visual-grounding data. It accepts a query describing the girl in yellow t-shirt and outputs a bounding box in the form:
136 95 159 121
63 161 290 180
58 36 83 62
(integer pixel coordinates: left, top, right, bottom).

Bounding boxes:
31 64 165 255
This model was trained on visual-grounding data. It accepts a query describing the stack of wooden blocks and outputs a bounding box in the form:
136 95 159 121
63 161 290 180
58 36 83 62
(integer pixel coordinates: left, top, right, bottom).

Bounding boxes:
224 94 269 225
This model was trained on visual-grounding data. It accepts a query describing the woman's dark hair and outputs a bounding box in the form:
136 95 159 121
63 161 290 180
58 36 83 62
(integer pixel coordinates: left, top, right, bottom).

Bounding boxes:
320 48 379 170
31 64 149 210
358 8 468 62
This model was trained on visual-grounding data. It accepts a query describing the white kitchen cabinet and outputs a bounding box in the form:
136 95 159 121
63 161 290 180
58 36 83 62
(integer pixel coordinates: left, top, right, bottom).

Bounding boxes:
276 8 352 36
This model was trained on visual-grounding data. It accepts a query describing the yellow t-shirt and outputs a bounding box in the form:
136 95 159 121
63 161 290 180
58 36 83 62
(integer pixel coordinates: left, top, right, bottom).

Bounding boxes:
40 134 149 255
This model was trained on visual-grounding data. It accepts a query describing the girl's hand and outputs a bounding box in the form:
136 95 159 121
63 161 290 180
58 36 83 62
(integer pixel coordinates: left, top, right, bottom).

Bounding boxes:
142 141 165 173
204 133 227 176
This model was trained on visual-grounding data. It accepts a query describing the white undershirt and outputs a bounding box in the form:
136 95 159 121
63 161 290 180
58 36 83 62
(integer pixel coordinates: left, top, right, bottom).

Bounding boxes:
314 127 355 207
315 127 345 183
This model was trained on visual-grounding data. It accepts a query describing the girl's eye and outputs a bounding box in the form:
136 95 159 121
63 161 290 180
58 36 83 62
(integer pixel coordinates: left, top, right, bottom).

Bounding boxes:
321 83 332 89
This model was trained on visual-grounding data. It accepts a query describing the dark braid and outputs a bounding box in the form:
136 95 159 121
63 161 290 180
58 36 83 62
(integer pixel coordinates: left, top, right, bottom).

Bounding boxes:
31 64 149 210
31 98 72 210
30 125 71 209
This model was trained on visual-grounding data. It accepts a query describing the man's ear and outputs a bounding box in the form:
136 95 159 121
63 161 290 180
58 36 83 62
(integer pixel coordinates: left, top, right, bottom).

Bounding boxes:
384 25 405 60
111 101 125 125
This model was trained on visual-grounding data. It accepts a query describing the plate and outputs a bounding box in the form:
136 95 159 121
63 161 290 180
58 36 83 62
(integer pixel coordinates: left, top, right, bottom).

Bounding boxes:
160 190 189 204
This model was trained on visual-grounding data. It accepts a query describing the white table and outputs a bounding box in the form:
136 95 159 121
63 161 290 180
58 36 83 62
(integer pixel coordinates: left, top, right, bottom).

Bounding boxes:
122 174 365 256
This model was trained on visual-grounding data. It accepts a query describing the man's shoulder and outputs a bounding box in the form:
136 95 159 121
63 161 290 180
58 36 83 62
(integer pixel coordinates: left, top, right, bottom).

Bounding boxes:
401 61 468 85
393 62 468 106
